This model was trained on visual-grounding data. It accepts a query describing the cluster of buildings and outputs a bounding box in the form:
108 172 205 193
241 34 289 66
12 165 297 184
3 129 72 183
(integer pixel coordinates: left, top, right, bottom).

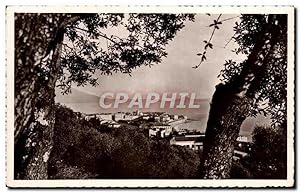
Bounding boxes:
144 114 206 151
84 111 186 130
84 111 251 158
147 122 251 158
84 110 142 122
152 113 187 123
84 111 143 128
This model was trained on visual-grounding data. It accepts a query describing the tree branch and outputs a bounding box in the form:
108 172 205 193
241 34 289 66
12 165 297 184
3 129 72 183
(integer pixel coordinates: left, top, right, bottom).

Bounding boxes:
193 14 222 69
73 26 119 44
224 32 237 48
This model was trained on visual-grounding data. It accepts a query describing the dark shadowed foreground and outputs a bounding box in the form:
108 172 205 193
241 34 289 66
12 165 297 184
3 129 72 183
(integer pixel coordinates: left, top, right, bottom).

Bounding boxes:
37 105 287 179
48 105 201 179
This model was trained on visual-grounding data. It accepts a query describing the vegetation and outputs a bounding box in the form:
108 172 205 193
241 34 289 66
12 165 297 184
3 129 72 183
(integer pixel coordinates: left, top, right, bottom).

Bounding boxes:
45 105 287 179
48 105 200 179
243 125 287 179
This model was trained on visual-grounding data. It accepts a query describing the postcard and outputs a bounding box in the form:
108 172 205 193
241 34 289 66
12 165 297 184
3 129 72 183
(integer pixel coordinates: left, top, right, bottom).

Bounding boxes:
6 5 295 188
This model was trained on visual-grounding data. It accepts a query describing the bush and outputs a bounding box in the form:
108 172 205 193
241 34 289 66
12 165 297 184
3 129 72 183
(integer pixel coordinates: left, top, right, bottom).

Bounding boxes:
246 125 287 179
230 160 252 179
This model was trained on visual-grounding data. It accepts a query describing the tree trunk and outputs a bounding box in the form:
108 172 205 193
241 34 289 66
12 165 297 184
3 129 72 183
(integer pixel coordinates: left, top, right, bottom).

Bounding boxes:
14 14 56 179
23 40 63 179
14 14 80 179
201 84 252 178
200 15 282 179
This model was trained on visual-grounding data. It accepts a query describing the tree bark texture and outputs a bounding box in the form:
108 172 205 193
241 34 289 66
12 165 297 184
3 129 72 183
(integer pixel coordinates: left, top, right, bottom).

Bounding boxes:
14 14 80 179
201 85 253 178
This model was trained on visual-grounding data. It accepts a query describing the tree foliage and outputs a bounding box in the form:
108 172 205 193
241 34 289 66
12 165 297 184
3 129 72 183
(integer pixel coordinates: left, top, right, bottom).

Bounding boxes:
194 14 287 125
17 12 195 109
51 13 195 93
242 125 287 179
218 14 287 125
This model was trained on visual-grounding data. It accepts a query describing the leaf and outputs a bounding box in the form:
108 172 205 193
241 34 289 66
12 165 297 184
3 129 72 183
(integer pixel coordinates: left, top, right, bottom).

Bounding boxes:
203 40 208 44
197 53 202 56
215 25 219 29
206 13 211 16
207 43 213 49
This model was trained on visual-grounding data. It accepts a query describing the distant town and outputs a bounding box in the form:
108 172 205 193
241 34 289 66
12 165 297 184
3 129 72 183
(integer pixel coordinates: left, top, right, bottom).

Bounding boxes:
83 110 251 160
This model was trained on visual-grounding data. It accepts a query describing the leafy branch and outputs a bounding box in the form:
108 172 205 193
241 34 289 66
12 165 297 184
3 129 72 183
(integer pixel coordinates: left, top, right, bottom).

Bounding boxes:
219 15 240 23
193 14 222 69
193 14 242 68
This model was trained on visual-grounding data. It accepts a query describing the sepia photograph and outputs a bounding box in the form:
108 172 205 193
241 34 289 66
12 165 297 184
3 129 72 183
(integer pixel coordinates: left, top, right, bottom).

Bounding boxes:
6 5 295 188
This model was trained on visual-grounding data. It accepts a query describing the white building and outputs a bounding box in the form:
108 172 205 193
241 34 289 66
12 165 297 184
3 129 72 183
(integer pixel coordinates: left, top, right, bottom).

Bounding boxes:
237 136 249 143
154 116 160 122
149 124 172 138
170 136 204 151
114 112 139 121
161 116 170 122
84 115 96 121
175 128 188 135
142 116 150 120
185 133 205 138
233 150 249 160
234 136 251 160
84 113 113 121
170 115 179 120
99 119 121 127
97 114 113 120
149 127 165 138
